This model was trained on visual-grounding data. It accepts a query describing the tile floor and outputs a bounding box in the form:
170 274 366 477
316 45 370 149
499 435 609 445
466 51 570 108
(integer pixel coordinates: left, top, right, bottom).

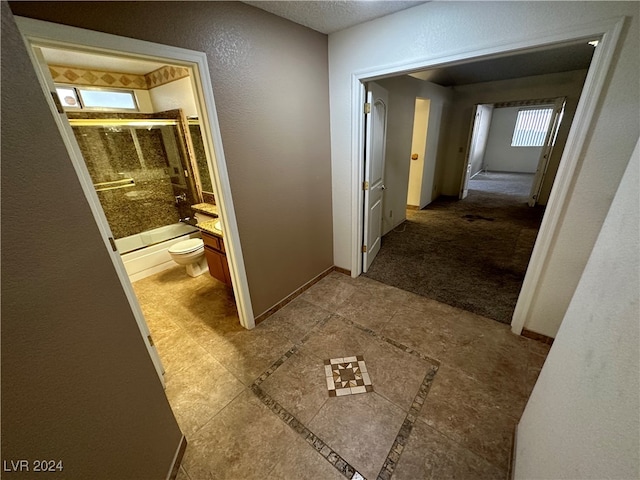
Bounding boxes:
133 267 549 480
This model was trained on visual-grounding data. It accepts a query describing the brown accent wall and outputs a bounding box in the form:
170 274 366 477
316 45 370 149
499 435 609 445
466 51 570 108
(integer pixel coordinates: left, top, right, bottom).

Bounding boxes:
1 3 183 478
9 1 334 317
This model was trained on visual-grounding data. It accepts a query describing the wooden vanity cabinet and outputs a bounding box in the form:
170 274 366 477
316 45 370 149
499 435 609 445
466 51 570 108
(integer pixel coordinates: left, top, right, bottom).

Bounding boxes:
202 232 232 286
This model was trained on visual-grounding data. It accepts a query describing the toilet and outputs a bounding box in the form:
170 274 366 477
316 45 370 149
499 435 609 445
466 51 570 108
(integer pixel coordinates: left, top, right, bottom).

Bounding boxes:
168 238 208 277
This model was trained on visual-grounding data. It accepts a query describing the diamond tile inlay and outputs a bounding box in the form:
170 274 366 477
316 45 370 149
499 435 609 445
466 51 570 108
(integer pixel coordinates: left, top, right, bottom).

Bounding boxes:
324 355 373 397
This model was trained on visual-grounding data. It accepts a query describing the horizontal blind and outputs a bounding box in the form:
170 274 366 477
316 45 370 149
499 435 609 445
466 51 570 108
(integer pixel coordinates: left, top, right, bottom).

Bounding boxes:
511 107 553 147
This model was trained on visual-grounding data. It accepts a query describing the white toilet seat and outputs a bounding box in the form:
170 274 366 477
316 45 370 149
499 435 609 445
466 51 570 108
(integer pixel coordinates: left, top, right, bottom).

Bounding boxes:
168 238 203 255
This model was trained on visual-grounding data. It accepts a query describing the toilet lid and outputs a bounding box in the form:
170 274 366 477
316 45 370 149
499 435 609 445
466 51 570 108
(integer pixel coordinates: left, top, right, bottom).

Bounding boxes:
168 238 203 254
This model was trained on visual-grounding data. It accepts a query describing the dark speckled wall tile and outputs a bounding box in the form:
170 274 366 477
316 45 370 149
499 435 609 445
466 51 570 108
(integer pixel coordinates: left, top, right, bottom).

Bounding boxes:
72 124 187 239
189 125 213 193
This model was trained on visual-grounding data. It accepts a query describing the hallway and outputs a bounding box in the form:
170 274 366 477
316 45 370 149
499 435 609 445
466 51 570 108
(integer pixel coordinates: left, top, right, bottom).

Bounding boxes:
365 172 544 324
134 267 548 479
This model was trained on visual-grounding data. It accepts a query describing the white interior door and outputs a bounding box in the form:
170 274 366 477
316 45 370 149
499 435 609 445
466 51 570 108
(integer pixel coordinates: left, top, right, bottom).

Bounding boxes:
460 105 481 199
363 82 388 272
460 104 493 199
529 97 566 206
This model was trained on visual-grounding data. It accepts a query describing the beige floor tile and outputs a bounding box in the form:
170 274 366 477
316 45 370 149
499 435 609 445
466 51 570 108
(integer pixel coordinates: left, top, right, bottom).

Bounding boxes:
443 332 533 401
182 389 298 480
165 353 244 437
208 326 295 385
335 287 402 332
419 365 518 470
400 292 463 318
381 306 465 361
308 392 406 480
260 347 329 424
393 419 506 480
299 272 359 312
142 306 183 343
266 434 345 480
302 315 374 361
133 263 549 479
362 336 433 412
155 330 210 378
260 297 332 344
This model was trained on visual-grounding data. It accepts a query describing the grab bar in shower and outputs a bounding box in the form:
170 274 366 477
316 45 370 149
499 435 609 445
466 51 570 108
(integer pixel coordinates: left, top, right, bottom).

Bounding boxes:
93 178 136 192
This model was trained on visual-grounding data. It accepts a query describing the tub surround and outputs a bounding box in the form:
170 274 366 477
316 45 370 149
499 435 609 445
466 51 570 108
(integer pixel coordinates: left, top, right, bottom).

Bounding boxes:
69 109 201 239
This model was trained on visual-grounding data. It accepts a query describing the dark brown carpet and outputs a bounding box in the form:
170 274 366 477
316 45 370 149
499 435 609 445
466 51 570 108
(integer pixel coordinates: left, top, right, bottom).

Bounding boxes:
365 172 545 324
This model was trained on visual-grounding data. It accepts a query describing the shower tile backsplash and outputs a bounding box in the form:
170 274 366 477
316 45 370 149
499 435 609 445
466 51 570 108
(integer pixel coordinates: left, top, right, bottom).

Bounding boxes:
72 123 187 239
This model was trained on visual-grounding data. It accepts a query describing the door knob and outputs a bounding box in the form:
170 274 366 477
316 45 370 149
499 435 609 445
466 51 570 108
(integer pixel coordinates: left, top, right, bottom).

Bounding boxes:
411 153 419 160
381 184 386 190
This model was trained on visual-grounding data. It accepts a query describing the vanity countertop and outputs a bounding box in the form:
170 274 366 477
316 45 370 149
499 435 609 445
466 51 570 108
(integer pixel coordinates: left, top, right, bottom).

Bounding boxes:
197 219 223 238
191 202 219 217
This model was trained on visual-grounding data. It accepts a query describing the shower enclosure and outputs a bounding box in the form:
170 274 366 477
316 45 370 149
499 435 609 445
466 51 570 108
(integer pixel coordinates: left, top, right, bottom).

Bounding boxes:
69 109 205 255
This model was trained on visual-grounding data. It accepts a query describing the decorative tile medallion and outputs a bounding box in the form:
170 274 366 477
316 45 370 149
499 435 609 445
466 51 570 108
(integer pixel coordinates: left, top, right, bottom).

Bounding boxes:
324 356 373 397
250 313 439 480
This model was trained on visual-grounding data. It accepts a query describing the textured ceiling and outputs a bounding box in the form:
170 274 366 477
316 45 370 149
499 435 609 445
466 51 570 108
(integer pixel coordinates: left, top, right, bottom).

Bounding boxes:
243 1 428 34
243 1 595 86
39 4 595 87
409 41 596 87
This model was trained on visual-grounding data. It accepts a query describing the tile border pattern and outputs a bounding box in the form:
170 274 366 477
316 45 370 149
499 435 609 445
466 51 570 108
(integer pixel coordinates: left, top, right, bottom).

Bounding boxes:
49 64 190 90
49 64 147 89
250 314 440 480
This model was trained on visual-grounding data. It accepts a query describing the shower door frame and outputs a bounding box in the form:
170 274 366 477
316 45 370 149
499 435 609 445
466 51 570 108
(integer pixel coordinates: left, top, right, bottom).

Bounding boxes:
16 18 257 376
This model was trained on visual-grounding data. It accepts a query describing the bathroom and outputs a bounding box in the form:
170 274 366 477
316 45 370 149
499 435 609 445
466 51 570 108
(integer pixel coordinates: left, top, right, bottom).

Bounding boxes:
42 45 238 326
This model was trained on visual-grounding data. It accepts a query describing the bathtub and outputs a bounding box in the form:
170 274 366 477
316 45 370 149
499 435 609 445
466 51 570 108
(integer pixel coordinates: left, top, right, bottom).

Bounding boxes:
117 222 200 282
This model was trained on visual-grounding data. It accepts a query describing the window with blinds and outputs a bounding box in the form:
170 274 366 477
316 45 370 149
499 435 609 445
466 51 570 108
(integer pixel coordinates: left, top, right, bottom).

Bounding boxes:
511 107 553 147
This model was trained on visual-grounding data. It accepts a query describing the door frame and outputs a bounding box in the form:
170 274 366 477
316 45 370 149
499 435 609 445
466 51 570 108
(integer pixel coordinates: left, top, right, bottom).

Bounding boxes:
15 18 256 348
349 16 624 335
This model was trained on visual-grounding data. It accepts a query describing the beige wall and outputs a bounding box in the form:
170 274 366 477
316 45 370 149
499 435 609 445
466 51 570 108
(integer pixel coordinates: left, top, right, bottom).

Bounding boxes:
10 1 334 316
515 138 639 479
1 3 183 478
149 77 198 118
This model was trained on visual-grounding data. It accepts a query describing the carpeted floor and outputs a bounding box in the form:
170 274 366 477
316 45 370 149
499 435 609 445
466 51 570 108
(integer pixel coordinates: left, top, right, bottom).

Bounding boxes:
365 172 545 324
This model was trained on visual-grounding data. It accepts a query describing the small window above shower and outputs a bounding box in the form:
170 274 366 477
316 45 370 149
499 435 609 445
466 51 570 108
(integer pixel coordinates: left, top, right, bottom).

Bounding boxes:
55 85 139 112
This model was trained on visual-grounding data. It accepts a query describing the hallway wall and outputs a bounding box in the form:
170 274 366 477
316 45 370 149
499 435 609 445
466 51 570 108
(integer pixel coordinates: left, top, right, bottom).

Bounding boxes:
515 138 639 479
10 0 334 317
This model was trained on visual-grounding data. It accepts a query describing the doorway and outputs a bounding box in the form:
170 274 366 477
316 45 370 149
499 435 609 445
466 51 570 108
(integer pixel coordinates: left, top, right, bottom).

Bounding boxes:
354 27 620 334
16 17 256 381
460 98 566 206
